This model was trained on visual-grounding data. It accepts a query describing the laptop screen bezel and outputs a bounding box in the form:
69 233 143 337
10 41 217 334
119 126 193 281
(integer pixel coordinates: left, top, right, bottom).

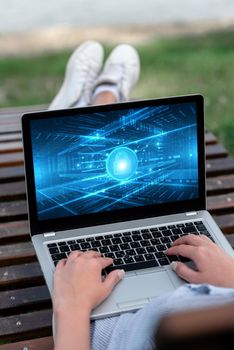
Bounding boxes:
22 94 206 236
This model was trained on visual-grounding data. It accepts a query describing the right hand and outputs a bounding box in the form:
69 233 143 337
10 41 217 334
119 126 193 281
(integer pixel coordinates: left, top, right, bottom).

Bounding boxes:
166 234 234 288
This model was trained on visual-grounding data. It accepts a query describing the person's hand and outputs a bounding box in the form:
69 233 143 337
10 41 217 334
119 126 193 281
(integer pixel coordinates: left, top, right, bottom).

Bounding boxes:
52 250 125 314
166 234 234 288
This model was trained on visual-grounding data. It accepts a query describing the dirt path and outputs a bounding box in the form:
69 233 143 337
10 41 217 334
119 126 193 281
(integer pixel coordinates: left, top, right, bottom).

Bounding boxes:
0 19 233 57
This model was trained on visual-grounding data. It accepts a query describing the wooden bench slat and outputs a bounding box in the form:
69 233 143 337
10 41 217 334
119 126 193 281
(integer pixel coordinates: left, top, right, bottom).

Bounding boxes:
0 125 21 134
0 309 52 341
0 166 25 183
0 105 45 118
0 285 50 314
205 143 228 159
207 192 234 214
0 221 29 243
206 157 234 177
213 214 234 234
0 133 22 143
205 132 217 145
0 200 27 222
0 142 23 154
0 262 44 289
0 181 26 201
206 175 234 195
0 153 24 167
0 242 36 267
0 336 53 350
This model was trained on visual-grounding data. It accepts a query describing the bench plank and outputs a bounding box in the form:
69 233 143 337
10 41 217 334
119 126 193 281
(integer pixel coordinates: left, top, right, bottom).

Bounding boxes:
0 166 25 183
0 153 24 167
213 214 234 234
205 143 228 159
0 309 52 341
0 181 26 201
205 132 217 145
0 221 29 243
206 175 234 195
206 157 234 177
0 200 27 222
0 142 23 154
0 242 36 267
0 262 44 289
207 192 234 214
0 133 22 143
0 105 45 117
0 336 53 350
0 124 21 134
0 285 50 314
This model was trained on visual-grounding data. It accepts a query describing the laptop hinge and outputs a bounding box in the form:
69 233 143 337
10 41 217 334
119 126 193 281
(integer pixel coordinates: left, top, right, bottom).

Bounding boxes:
186 211 197 216
43 232 56 237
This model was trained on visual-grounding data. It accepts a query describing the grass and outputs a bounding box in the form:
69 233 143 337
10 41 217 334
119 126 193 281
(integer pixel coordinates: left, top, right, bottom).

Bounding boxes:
0 29 234 154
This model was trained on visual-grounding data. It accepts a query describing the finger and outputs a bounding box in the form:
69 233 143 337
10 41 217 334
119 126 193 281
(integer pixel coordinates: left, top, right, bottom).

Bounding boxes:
67 250 83 262
200 234 214 243
98 257 114 269
82 250 101 259
171 234 207 247
166 244 197 260
103 269 125 296
55 258 66 270
170 261 198 283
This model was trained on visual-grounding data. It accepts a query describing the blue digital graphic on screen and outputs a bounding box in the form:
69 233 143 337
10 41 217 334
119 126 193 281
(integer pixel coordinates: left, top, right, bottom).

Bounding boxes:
30 102 199 221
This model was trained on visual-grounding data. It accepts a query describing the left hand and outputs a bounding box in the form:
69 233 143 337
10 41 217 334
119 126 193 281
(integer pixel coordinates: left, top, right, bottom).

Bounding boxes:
52 250 125 314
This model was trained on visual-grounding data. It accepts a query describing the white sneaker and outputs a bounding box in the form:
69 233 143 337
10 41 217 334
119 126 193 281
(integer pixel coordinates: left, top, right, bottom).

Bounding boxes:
92 44 140 102
49 41 104 110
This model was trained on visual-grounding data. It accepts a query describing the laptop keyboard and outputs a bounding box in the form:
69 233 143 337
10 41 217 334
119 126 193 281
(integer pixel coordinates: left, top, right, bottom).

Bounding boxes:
47 221 215 273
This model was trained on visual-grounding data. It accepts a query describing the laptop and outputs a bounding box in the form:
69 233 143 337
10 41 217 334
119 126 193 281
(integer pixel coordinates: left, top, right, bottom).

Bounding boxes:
21 94 234 319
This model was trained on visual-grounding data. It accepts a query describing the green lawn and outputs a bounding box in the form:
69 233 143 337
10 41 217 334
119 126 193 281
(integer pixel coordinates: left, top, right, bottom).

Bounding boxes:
0 29 234 154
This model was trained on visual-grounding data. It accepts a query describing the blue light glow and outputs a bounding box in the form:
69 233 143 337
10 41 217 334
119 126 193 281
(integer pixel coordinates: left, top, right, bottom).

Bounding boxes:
30 102 199 220
106 147 138 181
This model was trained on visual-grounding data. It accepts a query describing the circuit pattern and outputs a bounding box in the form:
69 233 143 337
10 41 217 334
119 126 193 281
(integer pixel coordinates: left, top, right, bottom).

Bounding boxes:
31 102 199 220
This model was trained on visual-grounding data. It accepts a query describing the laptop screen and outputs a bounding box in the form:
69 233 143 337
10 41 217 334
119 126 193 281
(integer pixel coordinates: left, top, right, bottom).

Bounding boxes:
30 101 199 222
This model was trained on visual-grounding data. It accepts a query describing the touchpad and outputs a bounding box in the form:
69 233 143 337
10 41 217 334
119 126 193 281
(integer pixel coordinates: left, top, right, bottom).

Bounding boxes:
115 271 174 304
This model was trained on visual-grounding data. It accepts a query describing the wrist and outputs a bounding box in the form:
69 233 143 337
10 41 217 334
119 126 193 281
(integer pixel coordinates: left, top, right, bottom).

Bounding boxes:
54 305 90 350
53 301 92 319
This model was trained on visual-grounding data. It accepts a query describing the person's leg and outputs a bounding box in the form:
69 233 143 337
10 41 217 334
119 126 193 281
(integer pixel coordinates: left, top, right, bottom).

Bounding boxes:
90 44 140 106
49 42 140 110
49 41 104 110
93 91 117 105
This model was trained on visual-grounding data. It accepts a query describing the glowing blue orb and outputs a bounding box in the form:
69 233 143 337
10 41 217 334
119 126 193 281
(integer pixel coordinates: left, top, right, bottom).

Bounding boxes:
106 147 138 181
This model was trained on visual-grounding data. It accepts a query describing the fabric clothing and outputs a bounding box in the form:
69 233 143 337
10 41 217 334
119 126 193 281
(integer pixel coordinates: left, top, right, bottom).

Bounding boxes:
91 284 234 350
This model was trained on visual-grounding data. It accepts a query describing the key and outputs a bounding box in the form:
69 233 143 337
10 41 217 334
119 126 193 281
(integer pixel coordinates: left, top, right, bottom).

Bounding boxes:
99 246 110 254
49 247 59 254
112 237 122 245
47 243 57 248
51 253 66 261
80 242 91 249
140 240 150 247
59 245 70 253
70 244 80 251
134 255 145 262
157 244 167 251
145 253 155 261
158 258 169 266
130 241 141 248
110 245 120 252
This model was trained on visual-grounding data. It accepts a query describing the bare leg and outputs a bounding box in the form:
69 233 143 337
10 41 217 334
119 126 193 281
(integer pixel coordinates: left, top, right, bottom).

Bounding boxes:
93 91 117 105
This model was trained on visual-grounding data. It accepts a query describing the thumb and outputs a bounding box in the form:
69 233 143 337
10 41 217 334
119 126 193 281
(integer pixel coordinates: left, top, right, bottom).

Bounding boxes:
103 269 125 296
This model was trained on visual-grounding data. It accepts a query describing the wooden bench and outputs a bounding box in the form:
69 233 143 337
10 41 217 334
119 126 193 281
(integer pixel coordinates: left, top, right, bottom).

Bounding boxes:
0 106 234 349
